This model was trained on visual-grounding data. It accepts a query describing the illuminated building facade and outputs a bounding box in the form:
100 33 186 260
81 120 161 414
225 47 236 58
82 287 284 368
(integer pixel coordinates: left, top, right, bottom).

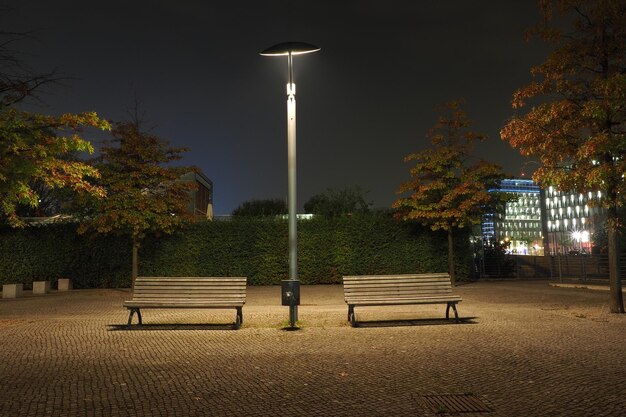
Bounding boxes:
481 179 606 256
544 186 605 255
483 179 544 255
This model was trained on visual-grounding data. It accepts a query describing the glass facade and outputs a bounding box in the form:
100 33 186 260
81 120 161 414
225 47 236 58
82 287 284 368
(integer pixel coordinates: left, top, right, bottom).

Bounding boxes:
544 186 604 255
483 179 543 255
481 179 607 256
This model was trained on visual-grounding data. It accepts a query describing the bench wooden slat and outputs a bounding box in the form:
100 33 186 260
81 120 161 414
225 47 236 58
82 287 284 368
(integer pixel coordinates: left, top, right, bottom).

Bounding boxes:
137 277 246 281
344 273 449 279
135 281 247 286
348 296 462 302
134 285 246 292
344 275 449 282
131 295 246 301
124 301 245 307
342 275 453 281
344 280 451 284
344 286 454 293
343 281 452 287
349 300 461 306
344 281 451 287
346 293 455 299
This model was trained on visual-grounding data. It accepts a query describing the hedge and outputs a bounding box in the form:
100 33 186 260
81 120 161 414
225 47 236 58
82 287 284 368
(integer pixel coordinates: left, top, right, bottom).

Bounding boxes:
0 223 131 288
0 215 472 288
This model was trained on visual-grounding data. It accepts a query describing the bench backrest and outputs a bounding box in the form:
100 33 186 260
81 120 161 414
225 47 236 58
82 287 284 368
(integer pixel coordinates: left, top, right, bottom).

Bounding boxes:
343 273 454 301
132 277 247 303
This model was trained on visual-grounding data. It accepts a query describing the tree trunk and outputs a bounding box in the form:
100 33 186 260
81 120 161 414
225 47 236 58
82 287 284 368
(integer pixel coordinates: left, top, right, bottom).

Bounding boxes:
600 28 624 313
131 239 139 288
448 228 456 286
607 223 624 313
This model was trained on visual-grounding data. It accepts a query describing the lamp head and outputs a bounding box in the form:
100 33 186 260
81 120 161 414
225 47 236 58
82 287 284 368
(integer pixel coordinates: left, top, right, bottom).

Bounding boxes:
260 42 321 56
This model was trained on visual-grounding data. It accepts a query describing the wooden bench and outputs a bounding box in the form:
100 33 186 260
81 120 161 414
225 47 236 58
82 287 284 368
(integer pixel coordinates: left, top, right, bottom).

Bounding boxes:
342 273 462 326
123 277 247 329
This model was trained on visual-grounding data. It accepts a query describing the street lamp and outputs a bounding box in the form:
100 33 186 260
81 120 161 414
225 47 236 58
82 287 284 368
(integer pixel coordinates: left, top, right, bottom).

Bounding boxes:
261 41 320 328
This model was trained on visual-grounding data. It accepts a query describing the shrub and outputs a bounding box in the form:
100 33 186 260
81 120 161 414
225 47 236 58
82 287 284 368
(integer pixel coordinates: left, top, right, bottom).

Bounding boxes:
0 216 472 287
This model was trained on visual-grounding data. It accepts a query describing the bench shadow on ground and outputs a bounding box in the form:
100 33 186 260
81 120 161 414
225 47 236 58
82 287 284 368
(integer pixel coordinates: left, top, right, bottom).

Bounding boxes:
352 317 478 328
108 323 239 331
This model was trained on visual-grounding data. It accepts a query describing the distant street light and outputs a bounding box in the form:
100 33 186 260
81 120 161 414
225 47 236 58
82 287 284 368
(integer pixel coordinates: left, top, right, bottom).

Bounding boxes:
261 41 320 328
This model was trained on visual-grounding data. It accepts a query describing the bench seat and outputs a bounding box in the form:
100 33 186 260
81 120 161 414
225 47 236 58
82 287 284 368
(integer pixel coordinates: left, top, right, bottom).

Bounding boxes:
343 273 462 326
124 277 247 329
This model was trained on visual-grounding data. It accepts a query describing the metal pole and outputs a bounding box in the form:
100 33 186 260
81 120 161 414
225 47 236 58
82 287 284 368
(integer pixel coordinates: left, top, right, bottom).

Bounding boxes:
286 52 298 327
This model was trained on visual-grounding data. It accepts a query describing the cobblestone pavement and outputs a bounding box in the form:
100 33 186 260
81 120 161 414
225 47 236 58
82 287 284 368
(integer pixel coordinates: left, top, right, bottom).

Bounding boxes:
0 281 625 416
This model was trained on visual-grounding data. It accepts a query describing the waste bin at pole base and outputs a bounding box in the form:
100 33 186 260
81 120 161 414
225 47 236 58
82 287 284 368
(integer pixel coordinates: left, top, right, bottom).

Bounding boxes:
281 280 300 306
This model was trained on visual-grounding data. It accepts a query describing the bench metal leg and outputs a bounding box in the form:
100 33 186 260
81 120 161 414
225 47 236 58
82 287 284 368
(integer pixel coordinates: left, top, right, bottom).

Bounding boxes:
127 308 142 329
446 302 460 323
235 307 243 329
348 305 356 327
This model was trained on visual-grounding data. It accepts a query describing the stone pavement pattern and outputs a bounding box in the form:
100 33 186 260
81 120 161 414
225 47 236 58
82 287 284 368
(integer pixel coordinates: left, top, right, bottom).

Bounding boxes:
0 281 625 416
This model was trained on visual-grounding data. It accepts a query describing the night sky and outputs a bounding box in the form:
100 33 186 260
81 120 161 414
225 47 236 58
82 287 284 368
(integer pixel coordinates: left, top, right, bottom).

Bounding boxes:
9 1 547 214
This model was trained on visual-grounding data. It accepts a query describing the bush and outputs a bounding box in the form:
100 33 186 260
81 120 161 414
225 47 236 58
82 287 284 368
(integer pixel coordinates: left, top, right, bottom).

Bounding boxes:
140 215 472 285
0 223 130 288
0 216 473 287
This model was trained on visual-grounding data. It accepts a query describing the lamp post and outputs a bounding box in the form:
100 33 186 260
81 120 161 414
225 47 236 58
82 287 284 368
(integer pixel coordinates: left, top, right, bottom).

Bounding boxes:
261 41 320 328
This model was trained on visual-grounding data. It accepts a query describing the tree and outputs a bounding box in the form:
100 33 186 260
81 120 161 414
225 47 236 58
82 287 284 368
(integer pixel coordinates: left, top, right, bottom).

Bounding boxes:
500 0 626 312
232 199 287 217
0 15 108 227
77 121 196 285
393 99 507 285
304 185 372 218
0 109 108 227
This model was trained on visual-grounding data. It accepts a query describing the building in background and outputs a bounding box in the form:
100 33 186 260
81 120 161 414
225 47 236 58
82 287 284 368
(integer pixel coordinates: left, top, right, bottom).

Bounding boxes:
178 171 213 220
483 179 544 255
481 179 607 256
543 186 605 255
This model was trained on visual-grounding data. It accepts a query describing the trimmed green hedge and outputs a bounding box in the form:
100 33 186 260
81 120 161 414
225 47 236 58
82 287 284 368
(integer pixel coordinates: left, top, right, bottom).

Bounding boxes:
0 223 131 288
0 216 472 288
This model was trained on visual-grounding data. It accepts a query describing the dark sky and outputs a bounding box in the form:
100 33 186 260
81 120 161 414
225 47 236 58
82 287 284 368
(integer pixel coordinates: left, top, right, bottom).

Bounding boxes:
9 0 546 214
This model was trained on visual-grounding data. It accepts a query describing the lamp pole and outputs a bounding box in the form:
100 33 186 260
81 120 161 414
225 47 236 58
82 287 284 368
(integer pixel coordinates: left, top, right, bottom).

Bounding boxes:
261 42 320 328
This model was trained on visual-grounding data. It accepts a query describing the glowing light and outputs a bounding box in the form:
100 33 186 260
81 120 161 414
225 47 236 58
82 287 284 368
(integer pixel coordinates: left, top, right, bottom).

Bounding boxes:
260 42 321 56
581 230 589 242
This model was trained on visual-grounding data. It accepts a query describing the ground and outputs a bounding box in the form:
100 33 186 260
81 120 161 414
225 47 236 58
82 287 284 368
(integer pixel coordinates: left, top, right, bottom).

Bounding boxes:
0 281 624 416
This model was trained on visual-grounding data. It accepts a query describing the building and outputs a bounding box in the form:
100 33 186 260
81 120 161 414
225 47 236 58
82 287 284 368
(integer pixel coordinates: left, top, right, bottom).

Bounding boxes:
481 179 607 256
543 186 605 255
483 179 544 255
178 171 213 220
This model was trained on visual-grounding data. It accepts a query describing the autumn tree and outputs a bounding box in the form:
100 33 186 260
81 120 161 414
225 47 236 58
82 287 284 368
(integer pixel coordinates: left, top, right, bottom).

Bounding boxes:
304 185 372 218
0 17 109 227
394 100 507 285
77 121 196 284
0 110 109 226
501 0 626 312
